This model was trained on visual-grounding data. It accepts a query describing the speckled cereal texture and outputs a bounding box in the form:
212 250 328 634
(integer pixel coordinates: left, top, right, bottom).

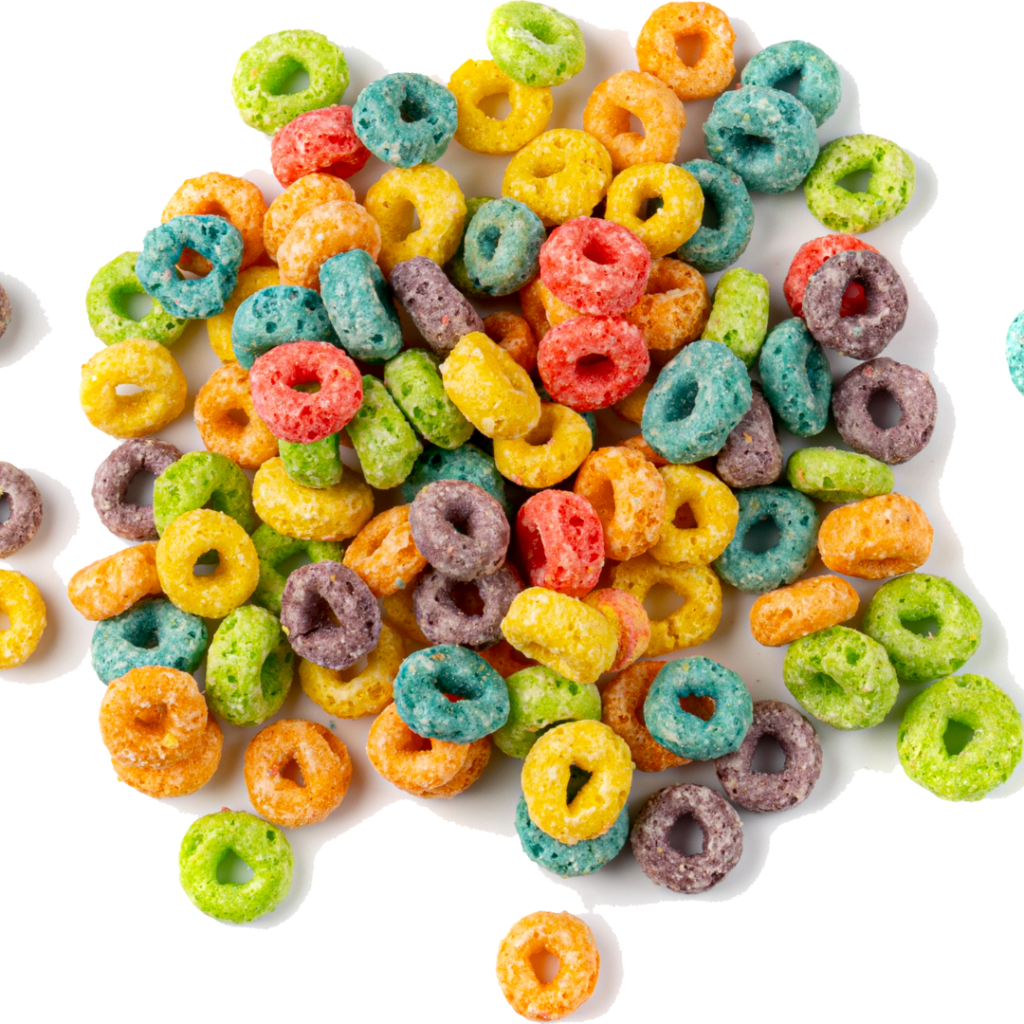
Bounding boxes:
786 447 894 504
0 462 43 558
1006 311 1024 397
749 575 859 647
346 376 424 490
740 40 841 127
701 267 769 367
486 2 586 87
758 318 831 437
715 387 783 490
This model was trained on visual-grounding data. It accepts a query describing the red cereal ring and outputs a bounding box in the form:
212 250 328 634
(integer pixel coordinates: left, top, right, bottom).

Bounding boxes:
784 234 879 319
270 105 372 187
539 217 651 315
249 341 363 444
516 490 604 598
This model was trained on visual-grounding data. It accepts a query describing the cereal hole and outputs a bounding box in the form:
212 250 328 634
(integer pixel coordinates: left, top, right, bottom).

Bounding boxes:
640 196 663 221
448 510 473 537
0 609 11 632
525 417 556 446
867 390 903 429
731 133 774 160
192 550 221 576
742 517 780 554
450 580 485 616
135 703 167 729
123 291 155 321
667 380 699 422
700 198 721 230
811 670 845 702
667 812 705 856
750 734 787 773
479 93 512 121
576 353 613 380
943 719 975 756
673 502 698 529
279 756 307 787
124 471 156 508
534 154 568 179
679 695 715 721
125 621 161 650
900 615 941 638
525 19 560 45
402 731 433 753
836 169 873 194
291 380 322 394
628 112 645 137
675 34 704 67
530 950 561 984
399 95 428 123
0 494 10 524
227 408 250 427
116 383 146 396
337 653 369 682
581 237 617 266
566 765 592 807
216 849 256 885
840 281 868 316
773 71 803 97
643 584 684 620
476 224 502 261
278 65 311 95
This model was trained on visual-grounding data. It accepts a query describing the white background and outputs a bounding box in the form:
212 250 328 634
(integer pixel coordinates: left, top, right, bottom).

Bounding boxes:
2 1 1022 1020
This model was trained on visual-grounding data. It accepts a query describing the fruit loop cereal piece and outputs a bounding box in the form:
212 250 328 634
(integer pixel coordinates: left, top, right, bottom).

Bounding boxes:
205 605 293 727
300 621 404 719
384 351 474 451
86 251 187 348
0 570 46 669
715 386 783 489
0 463 42 558
624 258 709 352
250 524 344 615
80 337 187 439
231 285 338 370
365 164 466 278
487 2 586 87
320 250 403 364
208 266 281 362
601 660 688 771
276 201 381 291
390 256 485 357
414 565 522 649
450 58 552 155
758 318 831 437
112 715 222 799
783 234 878 319
503 129 613 227
402 444 509 514
153 451 255 537
516 491 603 597
280 561 380 671
446 197 497 298
631 784 743 893
137 216 243 319
636 2 736 101
179 810 293 924
583 589 651 672
156 510 259 618
676 159 753 273
714 486 819 592
245 719 352 828
194 364 278 470
642 339 752 463
614 380 651 425
270 105 370 187
346 376 424 490
702 267 769 367
749 575 859 647
741 40 842 127
263 174 356 262
863 573 982 682
462 198 546 297
804 134 916 233
786 447 894 504
1006 311 1024 397
898 675 1023 801
785 626 899 730
0 281 9 339
68 544 162 622
441 332 542 439
91 598 207 685
279 434 343 489
99 665 207 767
651 464 738 566
343 505 427 599
574 446 666 562
519 277 565 341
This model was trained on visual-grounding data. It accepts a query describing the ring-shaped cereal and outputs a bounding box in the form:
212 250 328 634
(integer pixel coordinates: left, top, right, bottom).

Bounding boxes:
494 402 593 489
462 198 546 297
347 376 424 489
401 443 510 516
113 715 222 799
207 266 280 362
703 267 770 367
231 285 339 370
244 719 352 828
749 575 860 647
483 311 538 373
784 234 878 319
321 249 403 363
516 490 604 597
786 447 894 505
153 450 256 537
263 174 356 262
279 435 344 489
604 162 704 258
194 364 278 469
676 158 754 273
758 318 832 437
486 2 586 87
0 463 42 559
740 40 842 127
276 201 382 291
67 543 162 622
343 505 427 599
270 105 370 187
80 337 187 439
623 257 709 351
250 524 344 616
446 197 495 298
414 565 523 650
383 350 474 451
0 570 46 669
716 386 784 489
651 464 739 566
583 588 651 671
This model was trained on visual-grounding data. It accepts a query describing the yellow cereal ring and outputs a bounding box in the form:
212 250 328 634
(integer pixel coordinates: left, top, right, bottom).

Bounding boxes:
382 577 430 645
610 554 722 656
440 332 541 440
651 464 738 565
206 265 280 362
67 543 162 621
605 162 704 258
493 402 592 488
342 505 427 598
194 363 279 469
750 575 860 647
80 338 187 438
521 720 633 844
502 129 613 226
0 570 46 669
277 200 382 290
263 173 356 262
364 164 466 278
156 509 259 618
252 457 374 541
623 256 710 351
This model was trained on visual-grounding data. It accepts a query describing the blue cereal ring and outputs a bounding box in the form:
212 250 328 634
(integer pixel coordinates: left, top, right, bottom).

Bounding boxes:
320 249 403 363
1006 311 1024 398
463 197 546 297
758 318 832 437
714 486 820 592
393 644 510 743
401 443 510 515
446 197 495 298
676 160 754 273
352 73 458 168
91 598 208 684
231 285 338 369
740 40 842 127
641 339 752 464
644 657 753 760
137 215 243 319
704 85 820 194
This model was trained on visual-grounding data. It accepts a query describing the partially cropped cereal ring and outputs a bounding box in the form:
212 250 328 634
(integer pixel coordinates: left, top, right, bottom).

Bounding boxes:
230 285 338 370
624 256 710 351
651 464 738 566
0 463 42 558
194 363 278 469
343 505 427 599
715 387 783 489
758 318 832 437
270 105 370 187
347 376 424 490
784 234 878 319
604 162 704 258
516 490 603 597
391 256 485 358
153 450 255 537
207 265 280 362
250 524 344 615
68 544 162 622
583 588 651 671
112 714 222 799
483 311 538 373
750 575 860 647
741 40 841 127
263 174 356 262
786 447 894 505
0 570 46 669
487 2 586 87
320 249 403 363
384 350 474 451
676 158 754 273
401 443 510 515
277 201 381 291
702 267 770 367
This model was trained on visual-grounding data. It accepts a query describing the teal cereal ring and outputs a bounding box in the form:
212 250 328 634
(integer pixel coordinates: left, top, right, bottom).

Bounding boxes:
231 30 348 135
862 574 982 683
1005 310 1024 397
758 318 831 436
347 376 424 490
179 810 293 923
740 40 841 127
804 134 916 233
462 197 546 297
714 486 820 593
676 159 754 273
898 675 1023 801
784 625 898 730
493 666 601 759
86 252 187 347
401 443 509 515
701 267 769 367
320 250 403 364
384 350 474 450
154 451 256 537
278 434 344 489
231 285 338 370
486 2 586 88
205 605 294 727
785 447 894 504
250 523 344 616
446 197 495 298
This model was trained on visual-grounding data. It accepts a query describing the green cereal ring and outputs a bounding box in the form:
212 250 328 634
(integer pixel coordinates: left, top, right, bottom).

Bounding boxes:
786 447 894 504
1005 310 1024 397
758 318 831 437
205 605 294 727
231 30 348 135
250 523 344 616
86 251 187 348
493 665 601 758
783 625 899 730
804 134 916 233
383 350 474 450
347 376 423 490
445 197 494 298
862 574 982 683
401 443 510 515
898 675 1023 801
701 267 769 366
486 2 585 88
154 451 256 537
179 810 293 923
279 434 344 489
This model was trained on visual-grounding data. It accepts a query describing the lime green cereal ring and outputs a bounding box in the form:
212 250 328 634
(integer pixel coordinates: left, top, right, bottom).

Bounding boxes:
493 401 592 488
604 163 704 259
231 30 348 135
786 447 894 504
0 569 46 669
154 451 255 536
346 376 423 490
279 434 344 489
651 464 738 566
384 350 474 450
701 267 770 367
898 675 1022 801
486 2 586 88
250 524 344 616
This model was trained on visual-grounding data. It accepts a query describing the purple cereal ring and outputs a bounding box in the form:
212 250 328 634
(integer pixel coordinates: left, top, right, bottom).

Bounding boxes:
802 249 907 359
389 256 484 357
832 357 937 464
630 783 743 894
715 386 783 489
413 563 523 649
0 463 43 558
409 479 510 581
92 437 182 541
714 700 822 812
280 561 381 670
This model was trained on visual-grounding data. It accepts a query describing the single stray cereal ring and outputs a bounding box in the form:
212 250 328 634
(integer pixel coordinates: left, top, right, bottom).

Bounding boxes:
0 570 47 669
0 462 43 558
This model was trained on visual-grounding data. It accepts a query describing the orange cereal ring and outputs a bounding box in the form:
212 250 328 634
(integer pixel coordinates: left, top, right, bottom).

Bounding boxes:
112 714 223 798
519 277 578 343
582 587 650 672
483 311 538 374
206 265 280 362
613 379 652 424
479 638 538 678
263 173 356 261
277 200 382 290
602 660 689 771
750 575 860 647
620 434 670 467
651 463 738 565
818 493 933 579
99 665 208 768
405 735 491 799
623 257 710 351
194 363 278 469
244 718 352 828
496 910 600 1022
636 3 737 101
342 505 427 598
67 543 162 621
